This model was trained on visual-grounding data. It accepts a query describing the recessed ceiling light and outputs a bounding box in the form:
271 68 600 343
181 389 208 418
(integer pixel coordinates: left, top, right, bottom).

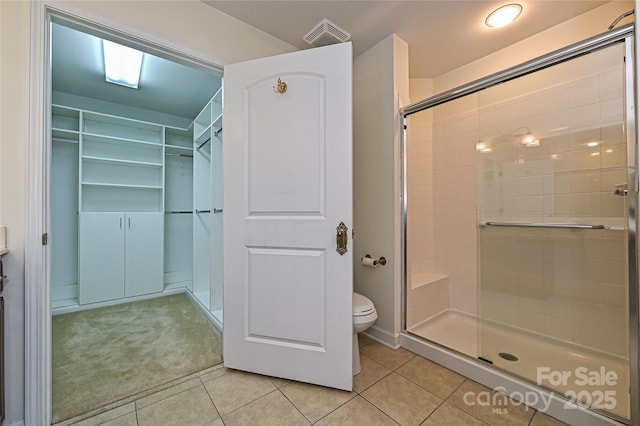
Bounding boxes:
476 142 493 153
485 3 523 28
521 132 540 147
103 40 144 89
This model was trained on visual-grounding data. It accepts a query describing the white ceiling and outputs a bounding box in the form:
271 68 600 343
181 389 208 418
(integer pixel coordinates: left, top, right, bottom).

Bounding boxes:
51 23 222 122
204 0 613 78
52 1 621 120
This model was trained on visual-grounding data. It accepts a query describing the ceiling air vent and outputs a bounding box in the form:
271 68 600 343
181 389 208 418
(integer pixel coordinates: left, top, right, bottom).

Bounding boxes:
304 19 351 47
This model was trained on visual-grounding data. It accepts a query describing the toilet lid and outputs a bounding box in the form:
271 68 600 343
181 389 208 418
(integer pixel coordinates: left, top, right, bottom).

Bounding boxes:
353 293 375 316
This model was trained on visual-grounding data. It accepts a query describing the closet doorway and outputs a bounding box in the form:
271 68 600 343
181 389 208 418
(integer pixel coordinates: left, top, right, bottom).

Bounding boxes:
50 21 224 422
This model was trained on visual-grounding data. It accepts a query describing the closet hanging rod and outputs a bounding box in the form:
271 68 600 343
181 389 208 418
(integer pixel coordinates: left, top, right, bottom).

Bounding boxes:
197 138 211 150
482 222 607 230
166 153 193 158
196 209 211 214
165 211 193 214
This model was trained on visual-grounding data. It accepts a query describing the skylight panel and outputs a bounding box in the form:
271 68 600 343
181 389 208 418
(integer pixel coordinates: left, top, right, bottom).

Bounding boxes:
103 40 143 89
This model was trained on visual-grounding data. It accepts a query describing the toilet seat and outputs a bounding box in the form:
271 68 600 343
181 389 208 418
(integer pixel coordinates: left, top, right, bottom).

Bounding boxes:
353 292 375 317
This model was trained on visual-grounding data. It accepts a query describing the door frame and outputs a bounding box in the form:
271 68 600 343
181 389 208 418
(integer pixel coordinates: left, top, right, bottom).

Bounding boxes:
26 2 224 422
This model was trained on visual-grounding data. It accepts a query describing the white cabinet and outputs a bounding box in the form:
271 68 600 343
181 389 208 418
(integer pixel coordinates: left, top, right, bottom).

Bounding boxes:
77 111 165 305
79 212 163 304
51 99 220 310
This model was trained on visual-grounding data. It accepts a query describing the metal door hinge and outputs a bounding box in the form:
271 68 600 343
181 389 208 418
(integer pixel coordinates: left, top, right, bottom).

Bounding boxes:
42 233 48 246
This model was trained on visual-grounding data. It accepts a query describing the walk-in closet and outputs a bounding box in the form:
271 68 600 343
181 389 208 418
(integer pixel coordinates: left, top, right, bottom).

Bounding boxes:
50 22 224 422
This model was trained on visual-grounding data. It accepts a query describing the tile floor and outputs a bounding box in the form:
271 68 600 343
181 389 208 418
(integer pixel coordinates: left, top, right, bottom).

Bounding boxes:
55 336 568 426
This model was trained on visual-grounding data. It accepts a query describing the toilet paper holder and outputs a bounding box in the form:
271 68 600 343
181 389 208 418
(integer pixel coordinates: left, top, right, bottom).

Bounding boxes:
361 254 387 267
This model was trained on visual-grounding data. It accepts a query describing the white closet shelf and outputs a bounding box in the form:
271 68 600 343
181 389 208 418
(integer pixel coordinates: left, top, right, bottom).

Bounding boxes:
166 144 193 154
53 136 79 144
53 128 79 136
52 106 80 132
213 113 222 128
194 124 213 145
52 128 80 143
82 155 163 167
81 182 163 189
83 132 163 146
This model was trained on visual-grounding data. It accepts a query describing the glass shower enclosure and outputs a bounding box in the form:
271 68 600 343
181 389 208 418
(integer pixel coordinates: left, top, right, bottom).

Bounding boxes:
402 26 636 423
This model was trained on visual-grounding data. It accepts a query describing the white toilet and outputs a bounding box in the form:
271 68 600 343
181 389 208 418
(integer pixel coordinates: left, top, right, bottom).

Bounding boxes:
352 292 377 375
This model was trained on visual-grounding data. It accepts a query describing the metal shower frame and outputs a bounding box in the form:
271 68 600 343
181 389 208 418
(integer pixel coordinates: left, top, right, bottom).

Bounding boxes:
399 23 638 425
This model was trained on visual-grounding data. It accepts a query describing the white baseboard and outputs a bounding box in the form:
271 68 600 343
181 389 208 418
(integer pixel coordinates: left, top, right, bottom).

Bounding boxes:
51 287 187 315
363 325 400 349
185 290 223 333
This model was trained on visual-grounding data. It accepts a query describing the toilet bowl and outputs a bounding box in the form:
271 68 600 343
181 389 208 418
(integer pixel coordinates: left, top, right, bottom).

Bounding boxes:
352 292 377 375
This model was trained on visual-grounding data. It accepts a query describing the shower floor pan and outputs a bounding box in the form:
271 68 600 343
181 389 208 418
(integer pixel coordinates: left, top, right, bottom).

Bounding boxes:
408 308 629 418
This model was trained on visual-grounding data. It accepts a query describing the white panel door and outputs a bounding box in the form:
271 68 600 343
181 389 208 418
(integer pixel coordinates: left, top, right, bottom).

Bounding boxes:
223 43 353 391
125 212 163 297
78 212 125 304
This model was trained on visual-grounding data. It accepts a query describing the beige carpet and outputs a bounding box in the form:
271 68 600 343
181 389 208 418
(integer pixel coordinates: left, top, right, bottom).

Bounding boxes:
52 293 222 423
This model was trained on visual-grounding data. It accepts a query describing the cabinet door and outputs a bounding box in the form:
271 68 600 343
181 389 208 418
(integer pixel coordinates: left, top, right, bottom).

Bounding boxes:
125 213 163 297
79 213 125 304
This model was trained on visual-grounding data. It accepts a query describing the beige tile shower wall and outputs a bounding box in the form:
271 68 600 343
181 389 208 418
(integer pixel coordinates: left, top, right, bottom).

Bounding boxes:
431 96 480 316
480 227 628 358
477 46 629 358
478 61 626 225
406 89 480 318
406 109 434 278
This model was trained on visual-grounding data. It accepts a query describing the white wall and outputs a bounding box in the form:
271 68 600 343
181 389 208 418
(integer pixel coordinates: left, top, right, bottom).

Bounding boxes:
0 2 29 424
434 1 634 93
353 34 409 347
0 1 296 424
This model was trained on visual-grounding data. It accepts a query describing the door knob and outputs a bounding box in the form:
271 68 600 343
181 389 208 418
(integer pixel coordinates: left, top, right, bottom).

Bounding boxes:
336 222 348 255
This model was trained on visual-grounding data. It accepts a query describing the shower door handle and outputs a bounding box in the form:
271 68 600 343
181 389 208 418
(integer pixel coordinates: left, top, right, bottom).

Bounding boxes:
613 183 628 196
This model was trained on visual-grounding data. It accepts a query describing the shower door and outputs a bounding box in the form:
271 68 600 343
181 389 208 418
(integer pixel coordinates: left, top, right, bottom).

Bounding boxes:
477 42 631 421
